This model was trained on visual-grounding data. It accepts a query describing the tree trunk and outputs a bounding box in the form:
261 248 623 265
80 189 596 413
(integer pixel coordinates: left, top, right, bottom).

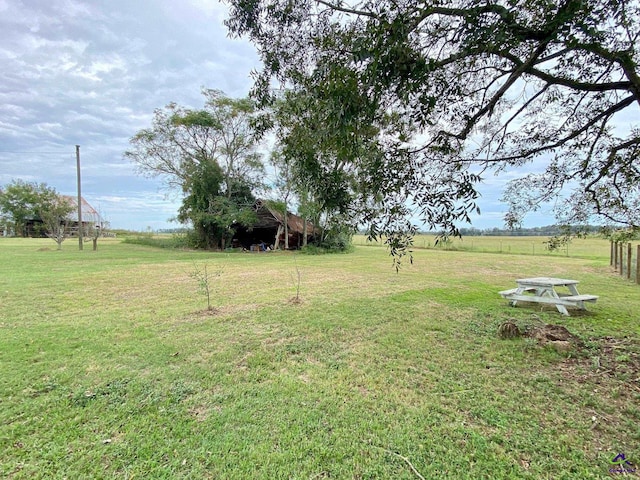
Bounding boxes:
274 224 283 250
284 212 289 250
302 220 308 247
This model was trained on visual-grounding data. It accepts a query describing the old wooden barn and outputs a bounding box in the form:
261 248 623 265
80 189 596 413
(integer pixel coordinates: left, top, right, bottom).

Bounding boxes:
23 196 102 237
231 200 317 250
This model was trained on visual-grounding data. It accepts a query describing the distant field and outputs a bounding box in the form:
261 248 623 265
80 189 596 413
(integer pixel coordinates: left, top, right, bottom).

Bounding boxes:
354 234 612 260
1 237 638 479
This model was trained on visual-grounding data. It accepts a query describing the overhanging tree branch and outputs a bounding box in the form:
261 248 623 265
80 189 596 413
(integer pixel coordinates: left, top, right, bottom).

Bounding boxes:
461 94 637 164
314 0 377 18
225 0 640 244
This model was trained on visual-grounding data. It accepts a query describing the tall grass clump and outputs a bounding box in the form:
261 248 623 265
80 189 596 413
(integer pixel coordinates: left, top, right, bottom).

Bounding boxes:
122 233 191 249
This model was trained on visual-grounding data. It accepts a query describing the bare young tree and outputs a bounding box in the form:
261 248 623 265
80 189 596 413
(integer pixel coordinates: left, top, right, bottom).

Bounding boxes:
38 195 75 250
270 148 294 249
87 217 108 251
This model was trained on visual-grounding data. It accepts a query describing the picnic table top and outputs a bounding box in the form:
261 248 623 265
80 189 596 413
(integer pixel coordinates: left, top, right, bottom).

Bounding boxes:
516 277 579 287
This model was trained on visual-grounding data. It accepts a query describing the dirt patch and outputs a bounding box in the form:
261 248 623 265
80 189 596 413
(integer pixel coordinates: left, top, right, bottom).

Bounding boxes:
567 336 640 385
524 323 584 353
287 296 303 305
537 331 640 397
515 323 640 389
192 308 221 317
525 324 582 343
499 321 584 351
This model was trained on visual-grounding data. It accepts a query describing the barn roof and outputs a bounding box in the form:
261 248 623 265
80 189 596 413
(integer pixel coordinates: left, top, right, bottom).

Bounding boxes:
61 196 101 224
254 199 315 235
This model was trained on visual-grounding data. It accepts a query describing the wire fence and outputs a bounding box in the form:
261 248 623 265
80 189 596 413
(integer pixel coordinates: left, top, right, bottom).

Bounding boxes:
352 235 610 260
610 241 640 284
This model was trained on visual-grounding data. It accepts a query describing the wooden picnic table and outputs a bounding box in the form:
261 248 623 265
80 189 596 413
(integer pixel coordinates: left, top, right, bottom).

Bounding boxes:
499 277 598 316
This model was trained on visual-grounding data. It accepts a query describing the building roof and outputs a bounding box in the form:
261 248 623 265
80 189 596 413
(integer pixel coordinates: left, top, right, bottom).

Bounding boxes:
61 195 101 224
254 199 315 235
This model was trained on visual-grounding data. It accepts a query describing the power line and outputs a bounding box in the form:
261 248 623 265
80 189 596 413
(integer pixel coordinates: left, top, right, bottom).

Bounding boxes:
0 151 73 154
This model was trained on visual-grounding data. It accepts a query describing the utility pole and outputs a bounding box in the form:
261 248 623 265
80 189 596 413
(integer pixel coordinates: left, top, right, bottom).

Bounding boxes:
76 145 83 250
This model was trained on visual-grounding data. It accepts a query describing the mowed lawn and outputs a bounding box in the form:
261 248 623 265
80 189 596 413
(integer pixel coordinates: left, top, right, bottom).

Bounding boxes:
354 233 617 258
1 237 638 479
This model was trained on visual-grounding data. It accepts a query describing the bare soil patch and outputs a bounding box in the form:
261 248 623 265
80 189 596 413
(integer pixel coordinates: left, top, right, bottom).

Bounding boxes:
564 336 640 387
287 296 303 305
503 321 640 391
524 323 584 353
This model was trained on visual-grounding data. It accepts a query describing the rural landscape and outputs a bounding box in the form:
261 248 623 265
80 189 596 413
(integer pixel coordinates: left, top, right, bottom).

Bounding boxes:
1 0 640 478
1 234 638 478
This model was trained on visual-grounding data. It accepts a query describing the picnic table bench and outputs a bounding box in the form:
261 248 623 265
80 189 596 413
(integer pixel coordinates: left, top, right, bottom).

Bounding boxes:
499 277 598 316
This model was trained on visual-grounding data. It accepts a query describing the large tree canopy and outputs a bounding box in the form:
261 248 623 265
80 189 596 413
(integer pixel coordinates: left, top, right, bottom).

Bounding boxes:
125 89 265 198
225 0 640 247
125 90 264 249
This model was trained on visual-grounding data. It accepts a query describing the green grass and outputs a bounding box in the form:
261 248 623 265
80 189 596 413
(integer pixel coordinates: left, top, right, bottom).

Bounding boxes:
354 234 614 260
1 237 638 479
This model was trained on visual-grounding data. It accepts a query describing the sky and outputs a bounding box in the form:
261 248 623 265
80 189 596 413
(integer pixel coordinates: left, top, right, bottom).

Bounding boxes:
0 0 555 231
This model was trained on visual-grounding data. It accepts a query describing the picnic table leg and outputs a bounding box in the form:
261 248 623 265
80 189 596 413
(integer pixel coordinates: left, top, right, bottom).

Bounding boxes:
573 299 586 309
538 287 571 316
548 289 570 316
566 284 587 309
509 287 526 307
509 294 519 307
567 284 580 295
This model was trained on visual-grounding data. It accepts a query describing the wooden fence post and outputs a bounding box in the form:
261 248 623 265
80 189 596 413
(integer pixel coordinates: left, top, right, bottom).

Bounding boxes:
610 240 614 266
627 243 632 279
637 245 640 285
614 241 618 269
619 243 624 275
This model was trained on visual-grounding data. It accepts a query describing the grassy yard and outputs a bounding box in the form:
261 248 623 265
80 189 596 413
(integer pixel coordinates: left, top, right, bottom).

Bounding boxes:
353 234 614 259
1 237 638 479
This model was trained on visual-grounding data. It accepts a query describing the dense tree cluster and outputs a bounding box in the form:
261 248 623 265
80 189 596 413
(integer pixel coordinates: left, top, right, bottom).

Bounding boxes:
127 89 356 251
125 90 264 249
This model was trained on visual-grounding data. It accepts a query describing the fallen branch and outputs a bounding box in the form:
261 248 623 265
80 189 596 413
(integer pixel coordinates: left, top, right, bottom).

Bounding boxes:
373 445 426 480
